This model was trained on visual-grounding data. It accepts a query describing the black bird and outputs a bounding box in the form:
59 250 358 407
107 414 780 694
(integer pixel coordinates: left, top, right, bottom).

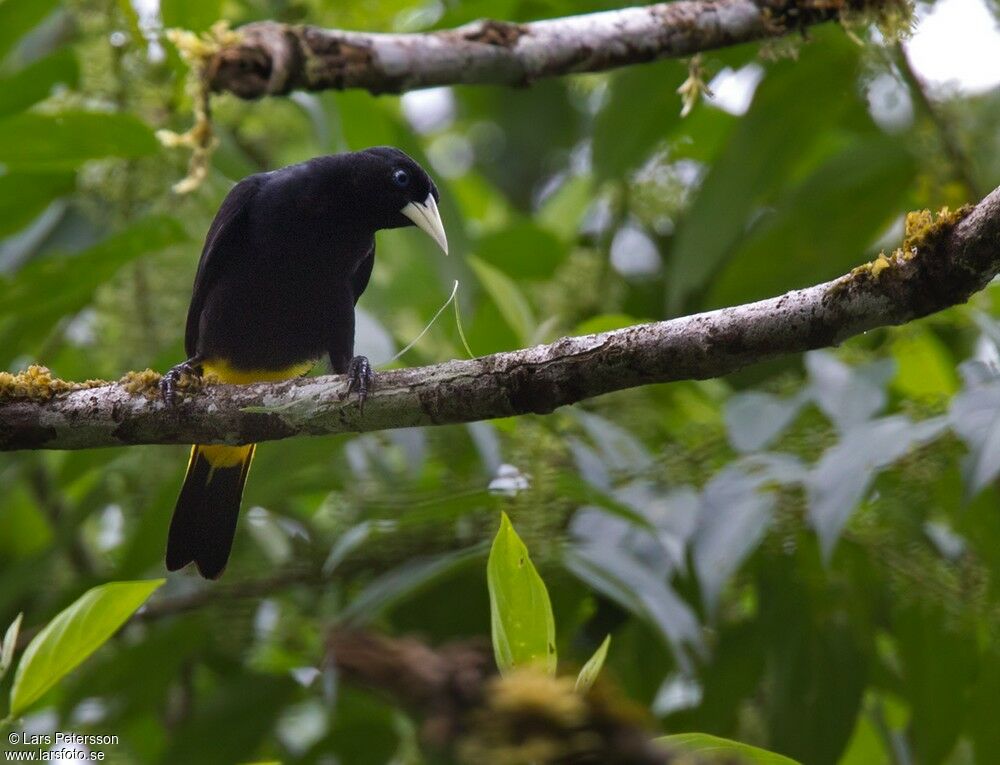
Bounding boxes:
161 147 448 579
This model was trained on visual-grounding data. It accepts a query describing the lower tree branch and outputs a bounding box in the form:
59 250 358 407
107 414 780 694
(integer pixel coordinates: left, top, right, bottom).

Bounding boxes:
326 629 674 764
206 0 881 99
2 186 999 452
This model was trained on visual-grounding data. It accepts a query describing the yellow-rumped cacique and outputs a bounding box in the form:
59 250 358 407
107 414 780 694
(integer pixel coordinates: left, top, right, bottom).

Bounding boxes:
160 147 448 579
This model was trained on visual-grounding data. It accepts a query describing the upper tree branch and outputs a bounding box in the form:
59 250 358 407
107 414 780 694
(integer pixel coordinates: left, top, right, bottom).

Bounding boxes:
206 0 877 99
2 186 999 452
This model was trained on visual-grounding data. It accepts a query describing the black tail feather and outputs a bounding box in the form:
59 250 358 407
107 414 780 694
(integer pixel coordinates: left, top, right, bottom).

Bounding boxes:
166 444 255 579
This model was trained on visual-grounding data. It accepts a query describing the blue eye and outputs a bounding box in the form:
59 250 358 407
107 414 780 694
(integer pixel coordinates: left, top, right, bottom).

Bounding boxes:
392 169 410 187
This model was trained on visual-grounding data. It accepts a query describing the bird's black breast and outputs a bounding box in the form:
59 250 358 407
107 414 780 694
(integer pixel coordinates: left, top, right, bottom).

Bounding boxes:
190 167 375 370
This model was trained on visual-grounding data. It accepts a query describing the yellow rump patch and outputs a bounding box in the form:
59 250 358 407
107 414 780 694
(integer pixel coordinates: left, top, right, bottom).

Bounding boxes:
202 359 315 384
191 360 311 474
196 444 253 470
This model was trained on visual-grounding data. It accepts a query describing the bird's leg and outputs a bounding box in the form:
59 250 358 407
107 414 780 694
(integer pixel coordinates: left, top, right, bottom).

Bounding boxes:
160 356 203 407
345 355 374 413
329 293 375 412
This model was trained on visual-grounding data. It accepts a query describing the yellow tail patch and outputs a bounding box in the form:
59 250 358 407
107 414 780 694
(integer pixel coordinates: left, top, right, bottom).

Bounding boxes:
201 359 315 385
196 443 254 469
188 359 311 479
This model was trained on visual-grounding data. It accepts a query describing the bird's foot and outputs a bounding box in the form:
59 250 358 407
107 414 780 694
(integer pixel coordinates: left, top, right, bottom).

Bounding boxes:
344 355 374 413
160 359 202 407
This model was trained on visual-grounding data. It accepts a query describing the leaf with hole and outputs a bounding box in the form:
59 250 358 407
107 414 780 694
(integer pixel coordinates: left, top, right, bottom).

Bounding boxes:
487 512 556 676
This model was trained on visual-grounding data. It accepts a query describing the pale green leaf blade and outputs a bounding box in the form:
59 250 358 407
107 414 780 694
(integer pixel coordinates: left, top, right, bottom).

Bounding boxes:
10 579 164 717
161 0 223 32
575 634 610 692
468 256 536 346
0 111 158 171
0 0 61 63
0 49 79 118
487 512 556 676
0 613 24 682
658 733 802 764
0 215 187 364
667 35 859 312
0 172 75 238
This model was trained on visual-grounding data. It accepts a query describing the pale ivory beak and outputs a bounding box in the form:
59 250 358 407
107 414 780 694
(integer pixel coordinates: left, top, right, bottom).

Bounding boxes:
401 194 449 255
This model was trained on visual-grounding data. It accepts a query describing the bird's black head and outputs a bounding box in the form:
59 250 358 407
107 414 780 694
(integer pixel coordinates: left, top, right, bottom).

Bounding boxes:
350 146 447 254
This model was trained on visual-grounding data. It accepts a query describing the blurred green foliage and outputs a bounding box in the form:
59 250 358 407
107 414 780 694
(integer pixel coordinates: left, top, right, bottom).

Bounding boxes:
1 0 999 763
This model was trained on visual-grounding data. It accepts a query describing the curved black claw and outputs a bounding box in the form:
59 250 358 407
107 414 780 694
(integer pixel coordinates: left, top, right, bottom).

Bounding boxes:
345 355 374 413
160 359 202 407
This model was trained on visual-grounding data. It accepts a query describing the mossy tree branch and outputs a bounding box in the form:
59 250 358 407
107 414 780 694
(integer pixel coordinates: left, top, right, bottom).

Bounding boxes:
204 0 887 99
2 186 999 452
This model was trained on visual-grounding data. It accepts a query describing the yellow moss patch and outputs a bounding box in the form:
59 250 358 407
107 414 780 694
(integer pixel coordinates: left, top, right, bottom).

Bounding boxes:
902 205 973 257
0 366 223 403
833 204 974 294
0 366 108 402
455 666 651 764
489 670 586 727
120 369 162 397
869 254 893 277
457 669 585 764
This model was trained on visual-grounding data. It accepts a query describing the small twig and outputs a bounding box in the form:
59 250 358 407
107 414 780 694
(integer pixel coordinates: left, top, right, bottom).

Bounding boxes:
895 42 983 200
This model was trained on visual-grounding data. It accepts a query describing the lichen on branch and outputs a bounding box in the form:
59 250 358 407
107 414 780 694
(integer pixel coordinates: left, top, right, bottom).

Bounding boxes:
841 205 974 285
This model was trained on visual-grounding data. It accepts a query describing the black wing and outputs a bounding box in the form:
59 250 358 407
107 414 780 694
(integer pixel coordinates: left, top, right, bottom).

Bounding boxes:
351 241 375 305
184 174 265 357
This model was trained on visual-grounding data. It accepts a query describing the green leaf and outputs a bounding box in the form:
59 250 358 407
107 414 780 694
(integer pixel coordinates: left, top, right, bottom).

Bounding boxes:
0 0 61 63
659 733 801 764
756 551 870 764
536 174 593 241
970 647 1000 763
468 255 536 345
473 220 565 280
706 135 915 307
0 215 186 364
669 104 738 164
895 601 979 765
0 486 53 563
160 0 222 32
0 613 23 682
891 329 959 398
0 111 158 170
115 0 145 51
9 579 164 717
161 673 297 765
0 48 79 118
593 60 683 180
0 172 74 238
487 512 556 676
574 634 610 692
341 545 487 624
668 34 861 312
